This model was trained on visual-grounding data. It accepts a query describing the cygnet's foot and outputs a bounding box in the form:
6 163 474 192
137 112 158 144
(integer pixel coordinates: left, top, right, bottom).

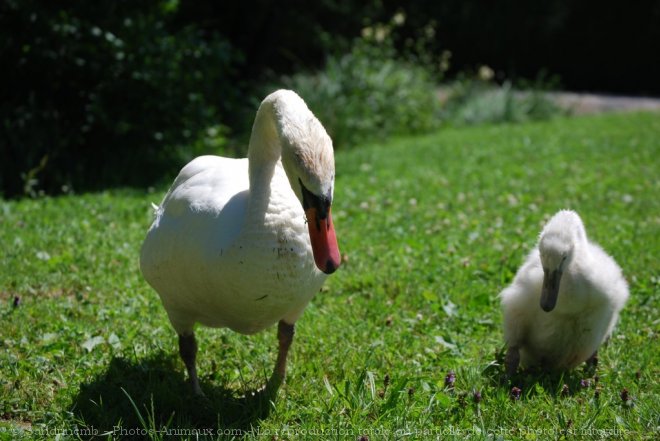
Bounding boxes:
587 351 598 367
505 346 520 378
585 351 599 372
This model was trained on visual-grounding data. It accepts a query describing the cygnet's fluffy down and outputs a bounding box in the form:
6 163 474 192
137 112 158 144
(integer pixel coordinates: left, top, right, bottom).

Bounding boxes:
500 210 629 375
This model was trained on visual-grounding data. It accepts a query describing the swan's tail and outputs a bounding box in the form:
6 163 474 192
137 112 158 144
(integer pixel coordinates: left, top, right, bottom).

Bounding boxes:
150 202 159 211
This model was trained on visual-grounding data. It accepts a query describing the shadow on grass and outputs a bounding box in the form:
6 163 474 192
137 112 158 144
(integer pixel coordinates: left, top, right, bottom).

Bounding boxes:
483 349 599 399
69 352 275 438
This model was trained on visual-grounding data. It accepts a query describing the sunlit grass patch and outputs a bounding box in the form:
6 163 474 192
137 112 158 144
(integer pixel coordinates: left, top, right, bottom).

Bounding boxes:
1 112 658 440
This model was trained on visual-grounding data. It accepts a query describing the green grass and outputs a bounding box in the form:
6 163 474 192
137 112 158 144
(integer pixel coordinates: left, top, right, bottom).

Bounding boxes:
1 112 659 440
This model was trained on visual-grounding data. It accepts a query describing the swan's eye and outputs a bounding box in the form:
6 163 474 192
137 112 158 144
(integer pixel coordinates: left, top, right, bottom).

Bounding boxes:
299 178 314 211
299 178 330 220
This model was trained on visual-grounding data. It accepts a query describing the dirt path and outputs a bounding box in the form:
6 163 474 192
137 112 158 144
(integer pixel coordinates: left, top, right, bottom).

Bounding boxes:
547 92 660 114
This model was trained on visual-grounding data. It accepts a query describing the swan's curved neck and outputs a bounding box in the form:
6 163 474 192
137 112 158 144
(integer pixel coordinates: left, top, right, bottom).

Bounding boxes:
245 100 286 221
248 101 282 182
248 102 282 189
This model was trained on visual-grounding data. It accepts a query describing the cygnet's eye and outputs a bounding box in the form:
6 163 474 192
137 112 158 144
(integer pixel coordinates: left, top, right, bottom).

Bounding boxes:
558 254 568 270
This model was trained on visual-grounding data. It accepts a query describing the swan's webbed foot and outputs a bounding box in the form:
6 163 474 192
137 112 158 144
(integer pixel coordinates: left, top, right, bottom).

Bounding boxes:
179 332 205 397
505 346 520 378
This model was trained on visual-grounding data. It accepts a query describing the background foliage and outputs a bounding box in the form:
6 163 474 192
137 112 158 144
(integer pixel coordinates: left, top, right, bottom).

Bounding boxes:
281 19 443 148
0 0 237 197
1 0 658 197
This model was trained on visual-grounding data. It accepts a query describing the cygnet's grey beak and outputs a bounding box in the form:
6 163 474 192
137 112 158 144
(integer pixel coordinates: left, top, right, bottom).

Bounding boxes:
540 269 562 312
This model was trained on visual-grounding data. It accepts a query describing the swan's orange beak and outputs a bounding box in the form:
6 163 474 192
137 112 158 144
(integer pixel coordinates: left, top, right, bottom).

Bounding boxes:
306 207 341 274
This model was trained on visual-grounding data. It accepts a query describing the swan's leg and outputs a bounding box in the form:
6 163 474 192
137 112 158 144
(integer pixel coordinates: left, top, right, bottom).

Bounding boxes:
505 346 520 377
179 332 204 396
266 320 295 392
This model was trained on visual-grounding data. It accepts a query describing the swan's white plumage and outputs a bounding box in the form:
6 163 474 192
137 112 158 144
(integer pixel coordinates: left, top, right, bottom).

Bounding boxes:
139 90 334 337
500 210 629 370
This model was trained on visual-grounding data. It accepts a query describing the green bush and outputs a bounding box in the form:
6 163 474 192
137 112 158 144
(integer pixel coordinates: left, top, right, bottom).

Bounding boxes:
280 33 442 148
442 72 566 126
0 0 237 197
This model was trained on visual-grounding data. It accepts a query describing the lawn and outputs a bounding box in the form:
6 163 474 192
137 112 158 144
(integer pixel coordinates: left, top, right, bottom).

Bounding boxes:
1 112 658 440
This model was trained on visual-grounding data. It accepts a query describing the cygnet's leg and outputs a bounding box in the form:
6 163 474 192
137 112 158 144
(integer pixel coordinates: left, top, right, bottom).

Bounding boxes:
179 332 204 396
505 346 520 377
266 320 295 392
586 350 598 368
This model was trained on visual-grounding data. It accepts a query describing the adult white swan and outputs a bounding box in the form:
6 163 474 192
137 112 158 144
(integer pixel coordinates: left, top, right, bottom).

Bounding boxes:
500 210 628 375
140 90 341 396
